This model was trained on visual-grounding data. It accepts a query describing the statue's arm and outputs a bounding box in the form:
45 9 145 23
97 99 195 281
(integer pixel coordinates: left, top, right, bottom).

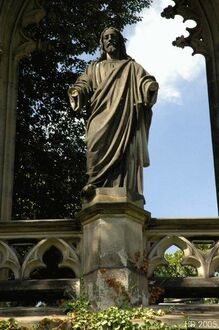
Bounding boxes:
142 78 159 107
68 66 93 112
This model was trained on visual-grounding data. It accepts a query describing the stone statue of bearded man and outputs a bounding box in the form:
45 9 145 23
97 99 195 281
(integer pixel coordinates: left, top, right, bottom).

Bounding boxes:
68 27 158 203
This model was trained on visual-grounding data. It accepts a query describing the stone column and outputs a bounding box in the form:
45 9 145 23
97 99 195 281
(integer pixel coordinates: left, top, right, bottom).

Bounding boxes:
78 188 150 309
0 0 45 221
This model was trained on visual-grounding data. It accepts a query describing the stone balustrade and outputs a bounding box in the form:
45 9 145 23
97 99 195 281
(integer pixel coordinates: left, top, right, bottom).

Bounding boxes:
1 216 219 305
0 219 82 280
146 217 219 302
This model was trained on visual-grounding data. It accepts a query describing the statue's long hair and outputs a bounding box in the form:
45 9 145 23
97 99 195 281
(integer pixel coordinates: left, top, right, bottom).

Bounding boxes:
97 27 131 62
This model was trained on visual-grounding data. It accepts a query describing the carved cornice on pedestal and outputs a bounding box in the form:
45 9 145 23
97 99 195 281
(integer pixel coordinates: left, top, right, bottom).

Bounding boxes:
161 0 208 57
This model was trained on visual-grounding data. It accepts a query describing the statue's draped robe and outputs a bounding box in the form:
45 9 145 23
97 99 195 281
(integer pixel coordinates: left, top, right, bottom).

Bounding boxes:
70 59 157 195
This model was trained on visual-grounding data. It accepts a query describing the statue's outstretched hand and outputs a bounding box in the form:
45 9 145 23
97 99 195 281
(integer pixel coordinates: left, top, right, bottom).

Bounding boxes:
69 89 80 111
143 80 159 107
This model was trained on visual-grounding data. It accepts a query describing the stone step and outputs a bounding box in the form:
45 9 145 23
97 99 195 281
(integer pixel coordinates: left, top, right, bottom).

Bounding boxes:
0 315 67 330
152 304 219 329
1 305 219 329
0 306 66 317
0 308 67 330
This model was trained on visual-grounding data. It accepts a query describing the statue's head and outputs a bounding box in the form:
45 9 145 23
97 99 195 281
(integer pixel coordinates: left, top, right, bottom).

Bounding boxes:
99 27 129 61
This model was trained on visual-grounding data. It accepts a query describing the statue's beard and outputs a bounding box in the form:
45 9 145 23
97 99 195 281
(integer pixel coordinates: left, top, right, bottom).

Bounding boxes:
106 44 118 55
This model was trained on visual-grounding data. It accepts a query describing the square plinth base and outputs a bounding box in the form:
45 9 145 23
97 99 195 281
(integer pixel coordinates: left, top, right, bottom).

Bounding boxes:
85 268 148 310
78 193 150 309
82 187 145 209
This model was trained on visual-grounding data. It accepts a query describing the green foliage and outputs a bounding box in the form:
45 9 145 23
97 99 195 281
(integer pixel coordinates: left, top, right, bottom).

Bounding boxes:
60 292 179 329
196 243 213 252
153 248 219 304
0 301 180 330
65 298 91 314
13 0 152 220
64 304 178 330
154 250 197 277
203 297 219 304
64 276 91 314
0 318 27 330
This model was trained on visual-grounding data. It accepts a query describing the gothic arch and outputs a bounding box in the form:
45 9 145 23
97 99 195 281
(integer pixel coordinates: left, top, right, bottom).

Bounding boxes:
147 236 205 278
21 238 81 279
0 240 20 279
0 0 45 221
207 241 219 277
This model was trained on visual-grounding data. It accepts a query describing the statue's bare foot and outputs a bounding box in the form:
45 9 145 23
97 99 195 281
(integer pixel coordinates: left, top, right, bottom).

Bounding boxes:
81 184 96 197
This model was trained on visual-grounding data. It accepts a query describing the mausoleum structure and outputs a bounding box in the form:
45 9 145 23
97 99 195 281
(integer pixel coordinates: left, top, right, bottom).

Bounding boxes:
1 0 219 325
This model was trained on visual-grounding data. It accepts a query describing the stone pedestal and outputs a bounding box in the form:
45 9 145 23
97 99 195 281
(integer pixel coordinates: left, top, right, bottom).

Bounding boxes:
78 188 150 309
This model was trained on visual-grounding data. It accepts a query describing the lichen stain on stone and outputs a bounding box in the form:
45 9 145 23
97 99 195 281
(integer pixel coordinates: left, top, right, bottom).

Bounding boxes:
117 249 128 266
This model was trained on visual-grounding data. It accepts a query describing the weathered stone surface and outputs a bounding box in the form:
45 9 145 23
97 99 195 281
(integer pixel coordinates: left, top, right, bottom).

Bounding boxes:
82 187 145 209
85 268 148 310
82 215 145 272
78 188 150 225
79 195 150 309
